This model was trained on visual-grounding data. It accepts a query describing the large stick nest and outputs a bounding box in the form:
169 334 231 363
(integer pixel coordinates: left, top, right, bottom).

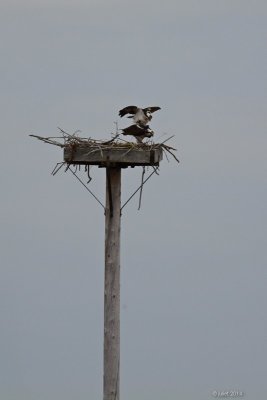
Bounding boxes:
30 128 180 164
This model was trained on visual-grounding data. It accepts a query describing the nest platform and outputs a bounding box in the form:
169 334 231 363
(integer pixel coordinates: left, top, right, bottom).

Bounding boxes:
64 141 163 168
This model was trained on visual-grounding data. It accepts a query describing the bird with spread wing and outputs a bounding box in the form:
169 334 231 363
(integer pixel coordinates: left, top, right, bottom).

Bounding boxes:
118 105 161 142
119 105 161 127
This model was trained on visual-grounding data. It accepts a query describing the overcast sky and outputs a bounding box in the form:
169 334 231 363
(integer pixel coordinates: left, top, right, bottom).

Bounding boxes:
1 1 267 399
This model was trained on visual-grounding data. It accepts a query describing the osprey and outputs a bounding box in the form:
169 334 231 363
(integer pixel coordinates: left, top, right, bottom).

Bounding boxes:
119 105 161 127
121 124 154 143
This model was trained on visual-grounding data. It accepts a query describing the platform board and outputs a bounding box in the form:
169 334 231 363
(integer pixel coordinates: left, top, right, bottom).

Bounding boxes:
64 145 163 167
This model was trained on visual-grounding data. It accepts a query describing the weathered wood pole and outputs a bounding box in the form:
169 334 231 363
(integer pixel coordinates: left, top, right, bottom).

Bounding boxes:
104 167 121 400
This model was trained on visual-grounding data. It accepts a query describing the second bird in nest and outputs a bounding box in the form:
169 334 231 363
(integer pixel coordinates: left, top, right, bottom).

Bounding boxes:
121 124 154 143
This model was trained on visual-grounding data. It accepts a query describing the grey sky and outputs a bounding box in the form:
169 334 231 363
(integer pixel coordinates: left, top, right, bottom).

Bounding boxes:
1 1 266 399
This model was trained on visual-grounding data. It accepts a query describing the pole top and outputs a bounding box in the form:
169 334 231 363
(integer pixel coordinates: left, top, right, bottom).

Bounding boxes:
64 143 163 168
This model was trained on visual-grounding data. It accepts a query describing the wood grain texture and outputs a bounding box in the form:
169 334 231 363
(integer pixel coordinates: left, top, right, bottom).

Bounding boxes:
104 168 121 400
64 146 162 167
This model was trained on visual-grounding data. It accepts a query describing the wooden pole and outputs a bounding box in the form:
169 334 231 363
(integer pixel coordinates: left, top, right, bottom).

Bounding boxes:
104 167 121 400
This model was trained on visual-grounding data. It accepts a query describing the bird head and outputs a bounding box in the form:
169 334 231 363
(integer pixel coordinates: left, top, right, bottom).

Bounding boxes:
144 110 152 119
145 126 154 138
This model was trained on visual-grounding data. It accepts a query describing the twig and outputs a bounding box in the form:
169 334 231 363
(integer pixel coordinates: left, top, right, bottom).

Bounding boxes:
163 146 180 163
29 134 64 147
51 162 65 176
162 147 170 162
160 135 175 145
121 167 159 212
138 167 146 210
69 168 105 209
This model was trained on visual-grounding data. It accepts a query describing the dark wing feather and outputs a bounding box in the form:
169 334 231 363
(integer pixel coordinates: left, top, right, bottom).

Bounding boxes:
122 125 154 140
121 124 154 143
143 106 161 114
122 124 145 136
119 106 138 117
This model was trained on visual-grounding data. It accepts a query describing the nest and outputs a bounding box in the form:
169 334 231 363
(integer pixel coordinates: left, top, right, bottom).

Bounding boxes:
30 127 180 164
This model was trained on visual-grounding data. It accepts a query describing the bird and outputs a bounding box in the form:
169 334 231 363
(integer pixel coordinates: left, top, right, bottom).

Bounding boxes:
119 105 161 127
121 124 154 143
